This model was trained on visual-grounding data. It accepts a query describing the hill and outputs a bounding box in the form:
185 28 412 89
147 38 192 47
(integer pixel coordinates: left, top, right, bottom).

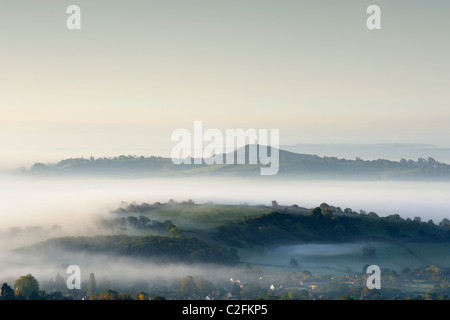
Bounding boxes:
22 145 450 180
17 234 240 265
215 209 449 248
18 201 450 266
281 143 450 163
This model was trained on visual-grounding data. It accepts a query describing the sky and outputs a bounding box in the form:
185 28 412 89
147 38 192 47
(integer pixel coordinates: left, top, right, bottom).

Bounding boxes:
1 0 449 169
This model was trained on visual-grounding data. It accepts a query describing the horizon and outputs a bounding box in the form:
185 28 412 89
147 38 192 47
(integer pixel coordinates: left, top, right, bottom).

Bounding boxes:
6 141 450 171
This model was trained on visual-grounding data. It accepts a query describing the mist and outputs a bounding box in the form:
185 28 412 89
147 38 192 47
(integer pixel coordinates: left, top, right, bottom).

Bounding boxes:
1 173 450 291
0 248 243 288
244 242 371 273
1 174 449 232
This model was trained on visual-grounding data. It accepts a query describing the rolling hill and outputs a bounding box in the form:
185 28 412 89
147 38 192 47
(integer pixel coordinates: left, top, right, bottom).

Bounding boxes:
15 201 450 267
22 145 450 180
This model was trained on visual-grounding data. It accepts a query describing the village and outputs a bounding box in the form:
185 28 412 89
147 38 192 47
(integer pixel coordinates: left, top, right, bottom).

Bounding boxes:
3 263 449 300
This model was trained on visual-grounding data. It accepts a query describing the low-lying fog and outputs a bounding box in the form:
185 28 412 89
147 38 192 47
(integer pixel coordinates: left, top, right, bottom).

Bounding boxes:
1 174 449 231
1 174 449 285
1 249 241 287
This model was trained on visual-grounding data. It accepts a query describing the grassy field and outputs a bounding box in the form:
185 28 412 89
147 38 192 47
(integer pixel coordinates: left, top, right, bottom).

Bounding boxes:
236 240 450 276
115 203 297 230
403 242 450 267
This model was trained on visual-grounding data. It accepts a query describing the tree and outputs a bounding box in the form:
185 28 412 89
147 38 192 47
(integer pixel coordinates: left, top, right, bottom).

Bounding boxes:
119 293 132 300
300 270 312 281
230 282 241 299
30 163 48 173
439 218 450 227
127 216 139 226
427 157 437 164
87 273 97 297
181 276 196 296
169 226 184 239
426 265 442 281
14 274 39 300
322 208 334 219
138 215 150 228
309 207 322 219
100 289 119 300
54 273 66 291
367 212 378 218
344 208 353 215
287 289 297 300
196 277 213 298
134 291 149 300
362 243 376 257
289 258 299 268
319 203 330 210
0 283 15 300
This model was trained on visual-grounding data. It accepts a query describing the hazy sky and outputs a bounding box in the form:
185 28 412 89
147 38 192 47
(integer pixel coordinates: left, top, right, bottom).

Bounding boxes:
1 0 449 168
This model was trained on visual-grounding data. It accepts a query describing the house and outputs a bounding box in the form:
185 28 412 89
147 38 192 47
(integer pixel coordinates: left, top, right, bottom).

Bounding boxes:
227 292 239 300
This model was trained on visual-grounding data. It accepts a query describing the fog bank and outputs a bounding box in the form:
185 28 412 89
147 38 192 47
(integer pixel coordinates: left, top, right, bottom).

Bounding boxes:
0 175 449 233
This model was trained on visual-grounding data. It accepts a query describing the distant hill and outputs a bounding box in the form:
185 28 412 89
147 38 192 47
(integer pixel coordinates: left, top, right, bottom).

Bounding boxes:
22 145 450 180
281 143 450 163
